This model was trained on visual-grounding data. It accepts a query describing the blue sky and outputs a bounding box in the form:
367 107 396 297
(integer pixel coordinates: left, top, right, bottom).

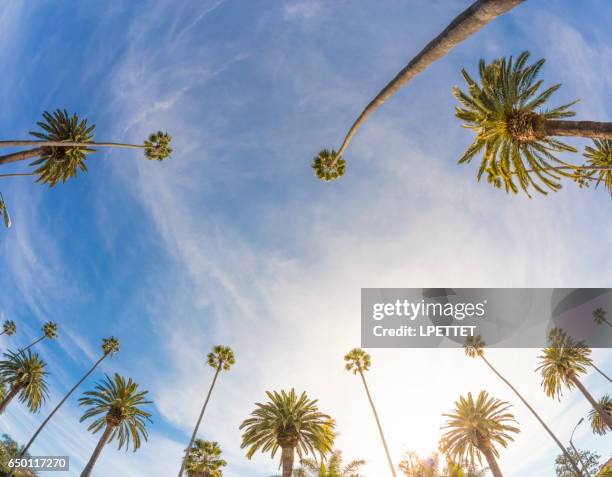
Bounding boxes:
0 0 611 476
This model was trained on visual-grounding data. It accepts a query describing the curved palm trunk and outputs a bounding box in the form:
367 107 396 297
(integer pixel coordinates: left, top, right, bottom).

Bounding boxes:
479 356 584 476
543 120 612 140
358 369 397 477
281 446 295 477
0 384 21 414
570 376 612 430
334 0 526 158
20 336 45 353
0 148 43 166
17 355 107 458
590 364 611 383
177 367 221 477
80 424 114 477
478 444 503 477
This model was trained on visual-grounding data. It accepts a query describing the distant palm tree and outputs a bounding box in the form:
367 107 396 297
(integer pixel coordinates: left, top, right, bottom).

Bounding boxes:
464 336 583 476
240 389 335 477
344 348 396 477
185 439 227 477
78 373 152 477
592 308 612 328
295 449 365 477
440 391 519 477
0 192 11 228
583 141 612 195
177 345 235 477
588 395 611 436
21 321 58 352
0 350 48 414
454 51 612 196
14 337 120 464
0 321 16 337
536 329 612 431
0 109 172 186
312 0 526 181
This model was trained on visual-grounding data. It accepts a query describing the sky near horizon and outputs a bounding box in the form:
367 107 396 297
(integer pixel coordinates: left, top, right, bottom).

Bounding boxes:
0 1 611 476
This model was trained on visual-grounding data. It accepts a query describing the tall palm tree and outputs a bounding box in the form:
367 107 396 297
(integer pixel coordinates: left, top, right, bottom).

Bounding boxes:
536 329 612 431
0 321 16 337
344 348 396 477
312 0 526 181
453 51 612 196
177 345 235 477
464 336 583 476
295 449 365 477
185 439 227 477
440 391 519 477
592 308 612 328
21 321 58 352
240 388 335 477
14 337 120 462
78 373 152 477
0 109 172 186
0 350 49 414
588 394 611 436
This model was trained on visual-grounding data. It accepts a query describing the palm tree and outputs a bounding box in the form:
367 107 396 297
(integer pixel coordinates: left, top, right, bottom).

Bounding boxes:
240 389 335 477
344 348 396 477
583 141 612 195
185 439 227 477
78 373 152 477
440 391 519 477
0 192 11 228
0 109 172 186
21 321 58 352
588 394 611 436
312 0 526 181
453 51 612 196
592 308 612 328
15 337 120 462
464 336 583 476
295 449 365 477
0 321 16 337
0 350 49 414
536 329 612 431
177 345 235 477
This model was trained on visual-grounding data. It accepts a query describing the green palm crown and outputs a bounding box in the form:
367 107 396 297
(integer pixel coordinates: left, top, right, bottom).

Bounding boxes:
583 140 612 195
440 390 519 465
42 321 58 339
535 328 592 400
588 394 611 436
454 51 579 196
207 345 235 371
2 320 17 336
592 308 607 325
102 336 121 356
312 149 346 181
296 449 366 477
30 109 95 187
79 373 152 451
0 350 49 412
240 389 335 460
464 335 485 358
185 439 227 477
144 131 172 161
344 348 371 374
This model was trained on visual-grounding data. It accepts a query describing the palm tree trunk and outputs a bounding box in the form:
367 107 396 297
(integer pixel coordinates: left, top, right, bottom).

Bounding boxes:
80 424 114 477
335 0 525 158
570 376 612 430
478 444 503 477
590 364 611 383
281 446 295 477
543 120 612 140
20 336 44 353
177 367 221 477
0 385 21 414
17 355 107 457
0 148 43 166
479 356 584 477
0 140 145 149
358 369 397 477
